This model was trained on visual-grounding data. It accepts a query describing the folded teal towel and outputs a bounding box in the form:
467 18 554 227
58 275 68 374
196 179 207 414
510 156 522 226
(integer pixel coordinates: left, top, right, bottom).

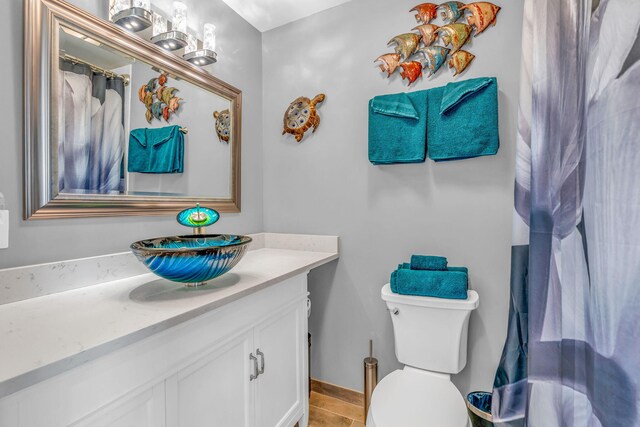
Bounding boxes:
426 77 499 161
410 255 448 270
368 91 428 165
128 125 184 173
400 262 467 273
390 268 468 299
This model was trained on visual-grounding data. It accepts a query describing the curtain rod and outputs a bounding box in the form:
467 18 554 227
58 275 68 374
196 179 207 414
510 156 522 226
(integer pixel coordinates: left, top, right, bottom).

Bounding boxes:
60 53 130 86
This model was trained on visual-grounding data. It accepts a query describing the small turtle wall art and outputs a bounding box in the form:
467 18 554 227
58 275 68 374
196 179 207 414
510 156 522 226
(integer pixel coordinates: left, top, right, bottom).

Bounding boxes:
374 1 501 85
282 94 325 142
213 109 231 143
138 73 183 123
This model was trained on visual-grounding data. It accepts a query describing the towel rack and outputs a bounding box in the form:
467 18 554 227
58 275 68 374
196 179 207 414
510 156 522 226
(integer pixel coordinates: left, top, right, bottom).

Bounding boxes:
179 127 188 134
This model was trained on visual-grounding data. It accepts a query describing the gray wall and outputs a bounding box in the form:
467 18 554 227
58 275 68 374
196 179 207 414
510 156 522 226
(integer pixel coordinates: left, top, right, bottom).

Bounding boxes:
262 0 524 394
0 0 263 268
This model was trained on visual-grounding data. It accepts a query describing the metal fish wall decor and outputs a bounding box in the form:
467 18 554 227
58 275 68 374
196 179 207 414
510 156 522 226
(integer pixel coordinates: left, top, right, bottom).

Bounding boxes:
138 73 182 123
374 1 501 84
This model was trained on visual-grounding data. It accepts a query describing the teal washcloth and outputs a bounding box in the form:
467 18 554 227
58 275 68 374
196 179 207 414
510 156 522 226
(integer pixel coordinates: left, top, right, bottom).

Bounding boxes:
390 268 468 299
128 125 184 173
426 77 499 161
410 255 448 270
368 90 428 165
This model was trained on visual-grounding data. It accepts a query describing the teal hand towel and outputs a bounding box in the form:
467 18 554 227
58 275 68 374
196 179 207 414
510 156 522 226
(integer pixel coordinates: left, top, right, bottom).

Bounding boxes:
128 125 184 173
368 91 428 165
390 268 468 299
426 77 499 161
410 255 448 270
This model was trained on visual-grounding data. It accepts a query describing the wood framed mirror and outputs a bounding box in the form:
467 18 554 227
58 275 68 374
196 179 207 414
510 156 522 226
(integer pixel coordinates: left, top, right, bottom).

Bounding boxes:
24 0 241 219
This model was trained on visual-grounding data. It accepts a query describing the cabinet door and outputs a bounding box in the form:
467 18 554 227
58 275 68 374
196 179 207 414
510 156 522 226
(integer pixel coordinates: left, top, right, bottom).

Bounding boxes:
167 330 254 427
254 301 305 427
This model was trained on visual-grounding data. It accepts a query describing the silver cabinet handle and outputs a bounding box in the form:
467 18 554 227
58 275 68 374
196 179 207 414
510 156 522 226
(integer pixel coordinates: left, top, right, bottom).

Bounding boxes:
249 353 259 381
256 349 265 375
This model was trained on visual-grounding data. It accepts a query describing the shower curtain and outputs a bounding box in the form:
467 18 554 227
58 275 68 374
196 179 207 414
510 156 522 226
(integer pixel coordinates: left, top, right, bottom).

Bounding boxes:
492 0 640 425
58 60 125 194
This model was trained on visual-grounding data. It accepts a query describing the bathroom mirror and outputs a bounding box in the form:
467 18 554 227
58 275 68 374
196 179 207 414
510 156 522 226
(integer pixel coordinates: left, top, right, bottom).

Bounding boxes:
24 0 241 219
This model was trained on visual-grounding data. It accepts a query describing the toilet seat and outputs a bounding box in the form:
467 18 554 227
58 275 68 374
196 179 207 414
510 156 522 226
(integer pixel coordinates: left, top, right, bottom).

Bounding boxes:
367 368 469 427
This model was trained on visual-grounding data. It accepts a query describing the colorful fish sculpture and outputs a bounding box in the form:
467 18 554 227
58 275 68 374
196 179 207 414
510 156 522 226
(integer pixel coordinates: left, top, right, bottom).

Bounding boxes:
145 77 157 92
138 85 147 102
412 24 440 46
461 2 501 35
375 53 402 77
399 61 423 85
438 1 465 23
417 46 451 75
448 50 475 76
436 23 473 53
168 97 182 113
158 73 168 86
410 3 439 24
387 33 421 60
162 87 179 105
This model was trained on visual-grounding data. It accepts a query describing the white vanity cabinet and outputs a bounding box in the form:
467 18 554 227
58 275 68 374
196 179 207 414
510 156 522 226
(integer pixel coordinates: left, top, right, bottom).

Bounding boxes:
0 273 310 427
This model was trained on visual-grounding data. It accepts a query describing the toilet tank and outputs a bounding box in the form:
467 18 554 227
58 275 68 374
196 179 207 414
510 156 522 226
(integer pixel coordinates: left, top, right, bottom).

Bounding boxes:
381 284 479 374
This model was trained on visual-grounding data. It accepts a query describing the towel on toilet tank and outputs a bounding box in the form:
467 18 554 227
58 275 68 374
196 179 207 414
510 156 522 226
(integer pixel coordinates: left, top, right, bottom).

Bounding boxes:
390 268 468 299
410 255 448 270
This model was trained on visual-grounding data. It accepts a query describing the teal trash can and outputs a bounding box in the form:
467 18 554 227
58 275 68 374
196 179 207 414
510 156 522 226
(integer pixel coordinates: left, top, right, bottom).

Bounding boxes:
466 392 494 427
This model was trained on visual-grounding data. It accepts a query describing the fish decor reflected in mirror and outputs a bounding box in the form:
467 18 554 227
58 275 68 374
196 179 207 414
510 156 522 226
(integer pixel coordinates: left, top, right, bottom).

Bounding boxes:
282 94 325 142
213 109 231 143
374 1 501 85
138 72 183 123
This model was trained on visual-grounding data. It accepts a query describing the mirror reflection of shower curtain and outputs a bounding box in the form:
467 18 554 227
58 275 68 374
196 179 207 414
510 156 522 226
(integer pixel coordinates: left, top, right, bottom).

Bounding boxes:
58 60 125 194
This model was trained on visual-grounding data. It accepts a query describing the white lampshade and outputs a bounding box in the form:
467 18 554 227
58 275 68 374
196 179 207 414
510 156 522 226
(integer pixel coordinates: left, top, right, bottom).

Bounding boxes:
109 0 130 20
203 23 216 51
152 12 167 36
172 2 188 33
184 32 197 54
132 0 150 11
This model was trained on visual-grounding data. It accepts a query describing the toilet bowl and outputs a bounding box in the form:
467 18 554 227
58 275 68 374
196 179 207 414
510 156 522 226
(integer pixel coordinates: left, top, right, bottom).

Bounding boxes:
367 284 479 427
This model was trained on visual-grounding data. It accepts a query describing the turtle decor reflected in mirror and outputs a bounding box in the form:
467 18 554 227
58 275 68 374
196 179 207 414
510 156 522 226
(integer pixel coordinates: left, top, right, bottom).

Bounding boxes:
213 109 231 143
282 94 325 142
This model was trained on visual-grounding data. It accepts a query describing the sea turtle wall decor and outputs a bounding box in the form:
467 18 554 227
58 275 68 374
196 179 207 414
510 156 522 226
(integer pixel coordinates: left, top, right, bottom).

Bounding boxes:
213 109 231 143
282 94 325 142
374 1 501 84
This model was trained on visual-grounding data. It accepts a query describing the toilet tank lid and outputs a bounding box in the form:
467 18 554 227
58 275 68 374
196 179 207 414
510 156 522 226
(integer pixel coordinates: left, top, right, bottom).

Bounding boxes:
382 284 479 310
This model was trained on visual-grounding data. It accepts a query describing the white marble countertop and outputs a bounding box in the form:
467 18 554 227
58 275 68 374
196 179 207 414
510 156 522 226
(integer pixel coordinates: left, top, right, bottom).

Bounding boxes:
0 234 338 399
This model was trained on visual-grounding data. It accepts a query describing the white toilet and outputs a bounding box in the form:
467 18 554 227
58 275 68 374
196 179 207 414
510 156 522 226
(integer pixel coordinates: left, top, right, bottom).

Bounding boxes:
366 284 479 427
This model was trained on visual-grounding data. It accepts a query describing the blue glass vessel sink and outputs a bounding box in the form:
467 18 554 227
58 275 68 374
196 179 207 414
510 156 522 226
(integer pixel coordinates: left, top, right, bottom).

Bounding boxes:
130 234 252 285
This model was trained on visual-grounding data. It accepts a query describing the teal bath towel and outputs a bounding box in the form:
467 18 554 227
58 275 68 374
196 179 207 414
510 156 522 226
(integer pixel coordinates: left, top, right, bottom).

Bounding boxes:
368 90 428 165
410 255 448 270
390 268 468 299
426 77 499 161
128 125 184 173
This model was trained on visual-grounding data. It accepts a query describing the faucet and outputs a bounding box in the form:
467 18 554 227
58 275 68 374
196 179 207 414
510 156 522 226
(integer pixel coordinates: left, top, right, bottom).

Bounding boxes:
176 203 220 235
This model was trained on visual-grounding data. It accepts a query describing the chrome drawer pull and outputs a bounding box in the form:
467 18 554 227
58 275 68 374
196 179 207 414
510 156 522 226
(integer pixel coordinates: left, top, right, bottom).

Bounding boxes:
257 349 265 375
249 353 259 380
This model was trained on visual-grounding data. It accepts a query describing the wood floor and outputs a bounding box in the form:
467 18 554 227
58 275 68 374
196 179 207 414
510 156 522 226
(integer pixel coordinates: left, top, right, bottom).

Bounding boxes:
307 379 366 427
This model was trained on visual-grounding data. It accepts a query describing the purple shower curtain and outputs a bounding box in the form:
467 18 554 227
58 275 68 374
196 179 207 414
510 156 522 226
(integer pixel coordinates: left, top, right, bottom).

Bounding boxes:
492 0 640 425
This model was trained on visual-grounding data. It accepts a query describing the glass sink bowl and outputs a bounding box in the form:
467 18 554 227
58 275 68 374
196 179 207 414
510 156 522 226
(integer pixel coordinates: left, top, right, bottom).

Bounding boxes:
130 234 252 286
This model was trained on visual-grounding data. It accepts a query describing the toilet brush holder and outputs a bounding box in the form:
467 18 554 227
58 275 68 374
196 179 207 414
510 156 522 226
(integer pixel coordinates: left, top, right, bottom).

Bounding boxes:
364 340 378 419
